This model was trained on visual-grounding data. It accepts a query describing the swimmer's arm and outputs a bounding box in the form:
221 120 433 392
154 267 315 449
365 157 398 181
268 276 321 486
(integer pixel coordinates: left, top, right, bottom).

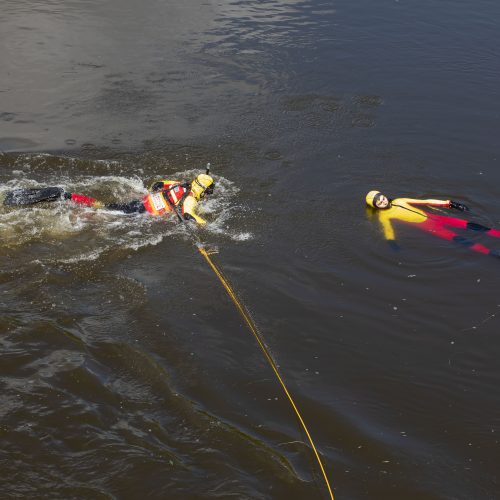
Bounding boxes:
182 195 207 225
402 198 450 207
150 181 165 192
381 220 400 250
378 213 396 241
403 198 470 211
149 179 179 192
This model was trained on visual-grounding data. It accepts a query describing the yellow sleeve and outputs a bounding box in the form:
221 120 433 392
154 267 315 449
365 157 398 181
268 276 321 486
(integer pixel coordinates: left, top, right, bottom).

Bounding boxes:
182 195 207 225
403 198 450 207
378 212 396 240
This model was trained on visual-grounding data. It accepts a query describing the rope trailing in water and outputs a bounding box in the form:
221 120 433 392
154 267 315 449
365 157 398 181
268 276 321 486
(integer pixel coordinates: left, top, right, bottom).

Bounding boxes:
197 244 334 500
162 183 334 497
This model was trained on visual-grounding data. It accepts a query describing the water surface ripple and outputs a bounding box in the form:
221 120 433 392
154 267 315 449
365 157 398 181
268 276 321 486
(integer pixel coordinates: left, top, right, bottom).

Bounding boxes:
1 0 500 499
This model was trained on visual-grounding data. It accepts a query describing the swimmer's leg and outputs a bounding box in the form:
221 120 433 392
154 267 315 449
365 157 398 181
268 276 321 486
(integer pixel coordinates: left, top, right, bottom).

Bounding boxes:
105 200 146 214
465 222 500 238
66 194 145 212
3 187 64 206
434 214 500 239
419 219 491 255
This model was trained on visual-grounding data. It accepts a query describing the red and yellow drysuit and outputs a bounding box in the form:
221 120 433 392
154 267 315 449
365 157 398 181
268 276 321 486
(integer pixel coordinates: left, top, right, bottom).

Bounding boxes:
374 197 500 255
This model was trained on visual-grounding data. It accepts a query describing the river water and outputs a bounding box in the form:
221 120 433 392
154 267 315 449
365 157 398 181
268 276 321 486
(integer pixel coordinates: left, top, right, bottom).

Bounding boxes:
1 1 499 498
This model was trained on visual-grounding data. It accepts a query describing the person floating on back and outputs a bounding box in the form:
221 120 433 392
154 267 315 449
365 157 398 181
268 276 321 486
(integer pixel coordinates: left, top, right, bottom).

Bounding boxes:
365 190 500 257
2 168 215 225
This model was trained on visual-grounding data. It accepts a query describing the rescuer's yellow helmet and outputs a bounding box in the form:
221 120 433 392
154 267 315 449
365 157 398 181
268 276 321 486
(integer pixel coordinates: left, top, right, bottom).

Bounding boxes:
191 173 214 200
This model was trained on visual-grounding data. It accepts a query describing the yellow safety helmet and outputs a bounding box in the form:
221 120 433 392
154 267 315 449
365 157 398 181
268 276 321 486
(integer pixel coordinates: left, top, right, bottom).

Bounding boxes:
366 190 383 208
191 173 214 200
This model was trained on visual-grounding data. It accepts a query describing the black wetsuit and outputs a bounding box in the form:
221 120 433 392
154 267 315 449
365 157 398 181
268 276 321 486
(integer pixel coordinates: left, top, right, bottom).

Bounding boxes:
105 200 146 214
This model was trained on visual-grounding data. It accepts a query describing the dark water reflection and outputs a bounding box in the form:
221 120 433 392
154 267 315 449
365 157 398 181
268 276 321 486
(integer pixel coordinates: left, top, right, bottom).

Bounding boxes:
1 0 500 498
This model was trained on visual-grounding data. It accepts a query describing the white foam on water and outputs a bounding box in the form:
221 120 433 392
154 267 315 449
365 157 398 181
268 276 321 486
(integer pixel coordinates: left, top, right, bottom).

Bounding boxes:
1 164 253 266
69 175 147 199
57 247 108 264
231 232 253 241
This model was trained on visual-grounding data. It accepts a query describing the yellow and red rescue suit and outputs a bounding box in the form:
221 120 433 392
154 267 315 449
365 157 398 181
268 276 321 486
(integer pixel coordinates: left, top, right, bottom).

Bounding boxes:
375 198 500 255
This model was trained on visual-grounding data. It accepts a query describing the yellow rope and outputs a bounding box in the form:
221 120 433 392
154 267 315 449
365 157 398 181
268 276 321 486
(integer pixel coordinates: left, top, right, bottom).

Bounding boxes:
198 245 334 499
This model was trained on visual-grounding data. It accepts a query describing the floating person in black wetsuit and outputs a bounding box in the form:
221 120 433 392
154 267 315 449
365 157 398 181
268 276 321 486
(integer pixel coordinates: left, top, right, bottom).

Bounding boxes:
366 190 500 257
2 169 215 225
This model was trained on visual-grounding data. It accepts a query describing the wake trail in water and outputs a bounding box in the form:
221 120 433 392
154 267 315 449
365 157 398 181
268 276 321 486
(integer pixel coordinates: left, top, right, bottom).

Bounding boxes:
0 158 252 267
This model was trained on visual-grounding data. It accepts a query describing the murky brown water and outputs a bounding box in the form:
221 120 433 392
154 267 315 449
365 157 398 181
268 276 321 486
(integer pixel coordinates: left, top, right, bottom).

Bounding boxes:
1 1 500 498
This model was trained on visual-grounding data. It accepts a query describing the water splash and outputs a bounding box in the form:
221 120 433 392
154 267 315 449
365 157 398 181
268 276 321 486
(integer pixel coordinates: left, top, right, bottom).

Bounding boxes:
0 157 253 268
